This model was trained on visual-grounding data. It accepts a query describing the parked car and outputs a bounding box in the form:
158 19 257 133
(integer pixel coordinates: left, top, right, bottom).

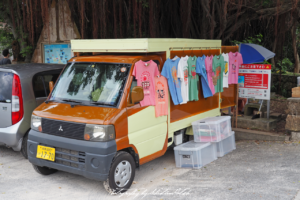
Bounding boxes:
0 63 64 158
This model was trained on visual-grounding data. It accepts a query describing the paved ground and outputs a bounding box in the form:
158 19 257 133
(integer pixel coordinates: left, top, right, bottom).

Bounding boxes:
1 140 300 200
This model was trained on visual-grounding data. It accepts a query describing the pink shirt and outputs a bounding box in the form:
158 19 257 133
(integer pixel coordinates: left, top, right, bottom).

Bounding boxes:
228 52 243 84
133 60 160 106
154 76 168 117
205 55 215 95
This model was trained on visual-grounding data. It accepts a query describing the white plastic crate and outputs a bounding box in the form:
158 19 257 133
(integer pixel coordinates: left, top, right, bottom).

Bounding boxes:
213 132 236 157
192 116 231 142
174 141 217 169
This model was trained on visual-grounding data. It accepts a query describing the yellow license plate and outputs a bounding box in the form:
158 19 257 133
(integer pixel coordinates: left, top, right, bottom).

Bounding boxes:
36 145 55 161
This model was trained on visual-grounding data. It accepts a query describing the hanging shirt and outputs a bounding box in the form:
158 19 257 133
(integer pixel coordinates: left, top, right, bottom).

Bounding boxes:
222 53 229 88
177 56 189 104
212 55 225 93
196 56 213 98
187 56 199 101
154 76 169 117
205 55 215 95
132 60 160 106
161 58 183 105
228 52 243 84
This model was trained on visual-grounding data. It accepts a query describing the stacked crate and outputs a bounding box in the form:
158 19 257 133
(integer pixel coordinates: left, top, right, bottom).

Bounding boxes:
174 116 235 169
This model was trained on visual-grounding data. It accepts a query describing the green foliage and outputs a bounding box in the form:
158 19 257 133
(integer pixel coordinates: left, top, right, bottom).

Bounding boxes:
273 58 293 74
19 42 33 58
137 0 148 8
0 27 14 51
231 34 263 45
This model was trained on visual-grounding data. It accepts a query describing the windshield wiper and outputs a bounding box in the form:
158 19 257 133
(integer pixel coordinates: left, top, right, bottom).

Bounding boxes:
62 99 83 108
90 102 115 107
0 99 8 103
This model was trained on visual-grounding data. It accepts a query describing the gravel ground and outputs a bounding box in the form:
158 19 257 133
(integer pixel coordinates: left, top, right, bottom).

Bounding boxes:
1 140 300 200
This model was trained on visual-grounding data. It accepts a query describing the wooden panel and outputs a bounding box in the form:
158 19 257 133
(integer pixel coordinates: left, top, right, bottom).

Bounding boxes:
221 84 237 108
169 49 220 123
222 46 239 53
292 87 300 97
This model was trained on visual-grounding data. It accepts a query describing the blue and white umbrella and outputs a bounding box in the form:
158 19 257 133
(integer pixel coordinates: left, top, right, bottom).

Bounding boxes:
239 43 275 64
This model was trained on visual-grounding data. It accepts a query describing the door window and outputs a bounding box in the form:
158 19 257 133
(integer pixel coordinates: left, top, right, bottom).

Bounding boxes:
32 71 60 98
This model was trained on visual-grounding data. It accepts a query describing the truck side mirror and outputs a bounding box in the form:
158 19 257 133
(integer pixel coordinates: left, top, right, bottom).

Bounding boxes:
128 86 144 107
49 81 54 93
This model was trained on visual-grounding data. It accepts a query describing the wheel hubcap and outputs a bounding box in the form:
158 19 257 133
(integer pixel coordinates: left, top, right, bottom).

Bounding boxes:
114 160 132 187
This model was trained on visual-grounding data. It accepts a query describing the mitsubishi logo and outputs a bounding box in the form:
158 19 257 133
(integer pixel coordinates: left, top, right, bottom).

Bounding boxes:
58 125 63 131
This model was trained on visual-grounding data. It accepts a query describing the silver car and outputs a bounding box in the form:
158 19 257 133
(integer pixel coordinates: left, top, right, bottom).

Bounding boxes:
0 63 64 158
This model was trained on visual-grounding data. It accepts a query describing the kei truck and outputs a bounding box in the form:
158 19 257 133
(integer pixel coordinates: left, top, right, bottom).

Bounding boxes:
27 39 237 193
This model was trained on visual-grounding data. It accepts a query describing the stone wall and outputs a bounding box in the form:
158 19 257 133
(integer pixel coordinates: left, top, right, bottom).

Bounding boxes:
271 74 298 98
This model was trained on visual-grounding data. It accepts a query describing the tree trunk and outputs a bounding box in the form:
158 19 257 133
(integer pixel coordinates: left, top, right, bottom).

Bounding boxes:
271 37 277 68
292 22 300 73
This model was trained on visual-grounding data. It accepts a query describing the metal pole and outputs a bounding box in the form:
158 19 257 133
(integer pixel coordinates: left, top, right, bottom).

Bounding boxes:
267 100 270 119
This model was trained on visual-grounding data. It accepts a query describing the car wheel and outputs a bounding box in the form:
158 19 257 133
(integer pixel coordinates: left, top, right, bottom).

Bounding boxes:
103 151 136 194
33 164 57 175
21 133 28 159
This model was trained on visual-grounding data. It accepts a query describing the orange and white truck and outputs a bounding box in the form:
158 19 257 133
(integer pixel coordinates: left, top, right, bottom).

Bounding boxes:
27 39 236 193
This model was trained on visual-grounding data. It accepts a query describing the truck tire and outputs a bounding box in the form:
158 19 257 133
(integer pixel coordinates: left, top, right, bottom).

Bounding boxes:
33 164 57 175
21 133 28 159
103 151 136 194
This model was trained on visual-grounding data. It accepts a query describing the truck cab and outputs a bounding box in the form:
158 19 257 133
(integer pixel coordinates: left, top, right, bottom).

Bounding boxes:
27 39 236 193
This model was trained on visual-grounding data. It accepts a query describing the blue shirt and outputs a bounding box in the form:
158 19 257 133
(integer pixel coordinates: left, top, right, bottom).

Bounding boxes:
196 56 213 98
161 58 183 105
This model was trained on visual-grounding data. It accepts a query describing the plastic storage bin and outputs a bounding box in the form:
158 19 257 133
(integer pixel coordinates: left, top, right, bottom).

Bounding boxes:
192 116 231 142
174 141 217 169
213 132 236 157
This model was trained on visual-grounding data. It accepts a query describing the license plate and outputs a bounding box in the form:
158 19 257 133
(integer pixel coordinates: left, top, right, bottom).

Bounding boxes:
36 145 55 161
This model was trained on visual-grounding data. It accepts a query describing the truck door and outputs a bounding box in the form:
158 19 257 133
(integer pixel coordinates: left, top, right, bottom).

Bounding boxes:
126 60 168 160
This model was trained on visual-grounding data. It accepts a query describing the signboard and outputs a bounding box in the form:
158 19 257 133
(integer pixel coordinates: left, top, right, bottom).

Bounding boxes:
238 64 271 100
43 44 72 64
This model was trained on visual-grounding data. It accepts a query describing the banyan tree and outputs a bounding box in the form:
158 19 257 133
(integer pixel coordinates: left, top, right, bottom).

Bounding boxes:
0 0 300 72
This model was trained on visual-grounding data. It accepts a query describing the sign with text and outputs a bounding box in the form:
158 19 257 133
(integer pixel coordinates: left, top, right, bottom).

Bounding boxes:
43 44 72 64
238 64 271 100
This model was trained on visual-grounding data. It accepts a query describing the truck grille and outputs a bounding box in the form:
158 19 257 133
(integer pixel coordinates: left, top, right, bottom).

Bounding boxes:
42 118 85 140
55 147 86 169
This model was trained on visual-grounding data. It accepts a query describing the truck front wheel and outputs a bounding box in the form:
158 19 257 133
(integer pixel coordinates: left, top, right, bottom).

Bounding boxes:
103 151 136 194
33 164 57 175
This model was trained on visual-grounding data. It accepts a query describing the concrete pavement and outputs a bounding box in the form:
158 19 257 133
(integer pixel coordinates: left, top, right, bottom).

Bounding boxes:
1 140 300 200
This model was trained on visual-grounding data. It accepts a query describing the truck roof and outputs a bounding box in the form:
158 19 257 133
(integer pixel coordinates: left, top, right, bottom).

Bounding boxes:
71 38 222 58
0 63 64 76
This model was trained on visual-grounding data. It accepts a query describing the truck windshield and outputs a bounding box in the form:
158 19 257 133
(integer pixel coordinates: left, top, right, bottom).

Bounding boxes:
49 62 130 106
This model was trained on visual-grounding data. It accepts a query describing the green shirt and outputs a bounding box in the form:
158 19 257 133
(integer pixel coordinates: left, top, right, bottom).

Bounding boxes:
212 55 225 93
187 56 199 101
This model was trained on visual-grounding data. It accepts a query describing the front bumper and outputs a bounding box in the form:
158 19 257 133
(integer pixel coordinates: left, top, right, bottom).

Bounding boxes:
28 129 116 181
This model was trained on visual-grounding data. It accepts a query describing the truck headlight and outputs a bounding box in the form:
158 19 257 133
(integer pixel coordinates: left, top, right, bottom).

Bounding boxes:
84 124 115 141
31 115 42 132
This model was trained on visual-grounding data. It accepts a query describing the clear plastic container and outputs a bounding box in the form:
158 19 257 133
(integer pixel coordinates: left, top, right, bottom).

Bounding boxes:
213 131 236 157
174 141 217 169
192 116 231 142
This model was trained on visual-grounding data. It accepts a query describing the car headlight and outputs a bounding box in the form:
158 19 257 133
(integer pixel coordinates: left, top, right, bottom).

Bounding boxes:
31 115 42 132
84 124 115 142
